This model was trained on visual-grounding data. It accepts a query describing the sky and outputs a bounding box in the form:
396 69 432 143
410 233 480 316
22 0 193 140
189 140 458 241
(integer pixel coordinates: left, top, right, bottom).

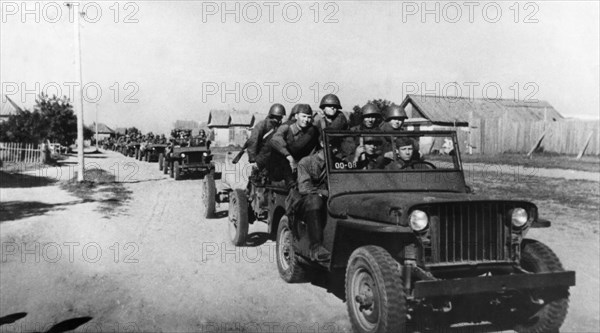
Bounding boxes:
1 0 599 134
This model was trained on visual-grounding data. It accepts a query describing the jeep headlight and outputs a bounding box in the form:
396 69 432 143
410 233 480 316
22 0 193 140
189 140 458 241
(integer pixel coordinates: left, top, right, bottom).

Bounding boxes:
409 210 429 231
203 152 208 156
511 208 528 227
180 153 186 158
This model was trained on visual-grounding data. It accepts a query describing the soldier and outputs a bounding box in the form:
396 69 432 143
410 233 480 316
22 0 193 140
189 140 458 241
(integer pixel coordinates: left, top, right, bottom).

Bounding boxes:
380 103 407 131
314 94 348 130
380 104 410 158
247 103 286 171
270 104 320 187
385 137 428 170
351 103 382 131
353 136 389 170
297 139 330 261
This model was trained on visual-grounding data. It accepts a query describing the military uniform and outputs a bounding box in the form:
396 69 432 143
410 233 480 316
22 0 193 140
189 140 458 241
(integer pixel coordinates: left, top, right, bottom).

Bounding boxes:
314 111 348 131
270 105 319 187
297 150 329 261
247 118 280 169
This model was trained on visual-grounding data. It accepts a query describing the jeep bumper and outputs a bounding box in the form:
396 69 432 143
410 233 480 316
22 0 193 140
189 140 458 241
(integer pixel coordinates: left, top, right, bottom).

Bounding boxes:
413 271 575 299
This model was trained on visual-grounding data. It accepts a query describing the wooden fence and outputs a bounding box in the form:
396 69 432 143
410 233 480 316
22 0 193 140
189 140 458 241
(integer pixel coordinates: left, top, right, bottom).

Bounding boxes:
0 142 41 164
469 119 600 156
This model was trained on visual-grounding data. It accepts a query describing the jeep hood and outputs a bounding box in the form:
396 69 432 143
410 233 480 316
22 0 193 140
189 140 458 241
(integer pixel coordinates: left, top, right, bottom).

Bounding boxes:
329 192 485 224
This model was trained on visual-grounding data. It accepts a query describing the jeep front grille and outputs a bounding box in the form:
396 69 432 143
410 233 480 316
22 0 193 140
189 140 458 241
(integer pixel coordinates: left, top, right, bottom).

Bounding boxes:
422 203 512 265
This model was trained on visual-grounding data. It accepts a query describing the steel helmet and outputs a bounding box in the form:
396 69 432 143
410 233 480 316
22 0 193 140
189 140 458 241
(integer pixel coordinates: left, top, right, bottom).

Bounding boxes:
360 103 382 118
268 103 286 117
384 104 408 120
319 94 342 110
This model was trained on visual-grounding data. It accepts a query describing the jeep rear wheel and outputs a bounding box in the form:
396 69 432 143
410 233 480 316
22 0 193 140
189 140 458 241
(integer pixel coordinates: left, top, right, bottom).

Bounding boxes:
202 174 216 218
158 153 164 171
513 239 569 333
346 246 406 333
276 216 307 283
228 189 248 246
174 161 181 180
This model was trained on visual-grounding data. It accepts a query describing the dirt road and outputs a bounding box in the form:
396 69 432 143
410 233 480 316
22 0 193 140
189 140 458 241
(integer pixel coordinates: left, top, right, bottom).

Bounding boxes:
1 150 598 332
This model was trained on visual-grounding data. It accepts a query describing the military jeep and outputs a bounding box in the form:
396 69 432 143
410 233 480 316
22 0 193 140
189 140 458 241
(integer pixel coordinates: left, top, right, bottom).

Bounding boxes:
270 130 575 333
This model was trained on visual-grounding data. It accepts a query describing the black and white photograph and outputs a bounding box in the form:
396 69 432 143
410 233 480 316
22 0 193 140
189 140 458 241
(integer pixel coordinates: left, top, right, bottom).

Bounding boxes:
1 1 598 332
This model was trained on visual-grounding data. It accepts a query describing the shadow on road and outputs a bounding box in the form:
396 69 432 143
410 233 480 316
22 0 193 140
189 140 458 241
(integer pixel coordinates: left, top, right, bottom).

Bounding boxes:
0 312 93 333
0 200 89 223
244 232 270 247
44 316 93 333
0 312 27 325
0 171 57 189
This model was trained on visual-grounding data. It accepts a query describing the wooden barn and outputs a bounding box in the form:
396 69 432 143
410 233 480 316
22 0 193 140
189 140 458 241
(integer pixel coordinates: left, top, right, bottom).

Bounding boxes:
399 94 565 154
207 110 255 147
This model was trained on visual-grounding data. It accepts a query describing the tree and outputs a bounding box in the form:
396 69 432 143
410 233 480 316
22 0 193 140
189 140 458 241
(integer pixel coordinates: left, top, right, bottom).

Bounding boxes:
350 98 396 127
0 93 87 145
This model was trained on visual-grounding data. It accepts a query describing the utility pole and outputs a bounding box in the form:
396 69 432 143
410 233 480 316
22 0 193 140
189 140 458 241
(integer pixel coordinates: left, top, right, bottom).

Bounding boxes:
67 2 85 181
95 103 99 151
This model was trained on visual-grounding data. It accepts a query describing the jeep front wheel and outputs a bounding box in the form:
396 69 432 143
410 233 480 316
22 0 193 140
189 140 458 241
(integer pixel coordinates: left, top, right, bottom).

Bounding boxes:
346 246 406 333
228 189 248 246
513 239 570 333
202 174 216 218
276 216 306 283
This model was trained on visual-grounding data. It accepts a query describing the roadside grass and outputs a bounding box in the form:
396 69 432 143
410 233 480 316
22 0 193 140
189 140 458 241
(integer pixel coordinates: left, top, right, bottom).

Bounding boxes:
60 168 132 218
468 171 600 233
461 153 600 173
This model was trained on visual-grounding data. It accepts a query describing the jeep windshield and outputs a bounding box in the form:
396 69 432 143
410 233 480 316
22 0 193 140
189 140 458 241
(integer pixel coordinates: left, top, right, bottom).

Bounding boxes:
323 131 467 194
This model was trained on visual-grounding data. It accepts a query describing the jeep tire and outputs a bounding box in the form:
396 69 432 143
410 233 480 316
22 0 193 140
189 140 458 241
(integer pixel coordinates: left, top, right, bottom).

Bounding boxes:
158 153 164 171
202 174 216 218
228 189 249 246
346 246 407 333
512 239 569 333
276 216 307 283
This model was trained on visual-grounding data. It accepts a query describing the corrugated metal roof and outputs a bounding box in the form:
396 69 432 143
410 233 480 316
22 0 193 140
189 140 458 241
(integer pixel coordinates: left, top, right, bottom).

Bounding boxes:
402 94 563 124
208 110 230 127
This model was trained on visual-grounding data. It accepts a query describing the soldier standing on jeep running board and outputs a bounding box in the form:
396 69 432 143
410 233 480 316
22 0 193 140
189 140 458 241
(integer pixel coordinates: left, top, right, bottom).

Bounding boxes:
297 140 330 261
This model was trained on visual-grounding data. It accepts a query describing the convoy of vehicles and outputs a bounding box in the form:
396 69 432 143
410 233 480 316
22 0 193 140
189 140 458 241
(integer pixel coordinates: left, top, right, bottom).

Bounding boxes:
104 127 575 333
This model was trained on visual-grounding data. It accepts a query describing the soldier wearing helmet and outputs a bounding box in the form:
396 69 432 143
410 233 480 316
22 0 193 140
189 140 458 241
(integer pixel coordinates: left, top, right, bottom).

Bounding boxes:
246 103 286 170
380 103 412 158
380 103 408 131
351 103 382 131
271 104 320 187
314 94 348 131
